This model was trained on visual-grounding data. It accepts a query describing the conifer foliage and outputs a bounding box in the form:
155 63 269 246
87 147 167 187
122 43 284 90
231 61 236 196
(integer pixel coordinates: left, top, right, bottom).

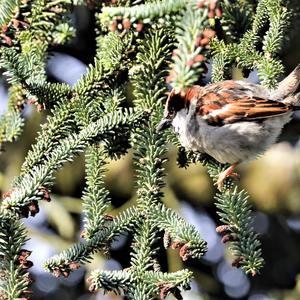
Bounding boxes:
0 0 293 299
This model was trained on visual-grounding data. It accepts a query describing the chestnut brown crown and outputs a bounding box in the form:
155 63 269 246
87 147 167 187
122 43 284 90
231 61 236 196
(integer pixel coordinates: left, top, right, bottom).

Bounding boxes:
157 87 202 131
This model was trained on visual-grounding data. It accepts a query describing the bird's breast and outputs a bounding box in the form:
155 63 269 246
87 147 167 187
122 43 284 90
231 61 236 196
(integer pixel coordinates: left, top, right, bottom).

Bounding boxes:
171 108 205 152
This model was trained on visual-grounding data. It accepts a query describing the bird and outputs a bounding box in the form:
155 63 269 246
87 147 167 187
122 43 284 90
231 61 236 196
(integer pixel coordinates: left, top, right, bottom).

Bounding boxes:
157 65 300 190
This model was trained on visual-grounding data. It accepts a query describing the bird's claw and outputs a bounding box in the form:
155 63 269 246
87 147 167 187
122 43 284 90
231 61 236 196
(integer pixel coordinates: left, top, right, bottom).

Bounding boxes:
215 171 240 191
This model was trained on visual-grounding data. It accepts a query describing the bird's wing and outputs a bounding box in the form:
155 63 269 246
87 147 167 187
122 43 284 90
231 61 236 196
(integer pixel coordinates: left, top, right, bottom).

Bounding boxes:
196 80 292 126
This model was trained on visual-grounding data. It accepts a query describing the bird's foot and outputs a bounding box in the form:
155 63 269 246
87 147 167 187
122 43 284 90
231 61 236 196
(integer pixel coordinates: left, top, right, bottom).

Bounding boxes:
215 163 239 191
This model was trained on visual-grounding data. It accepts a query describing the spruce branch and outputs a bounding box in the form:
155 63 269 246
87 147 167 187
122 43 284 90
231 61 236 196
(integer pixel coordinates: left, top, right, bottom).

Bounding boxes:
0 111 24 145
130 220 159 274
211 0 289 87
0 1 76 297
44 207 141 276
176 150 264 274
88 269 134 294
168 1 210 90
194 154 264 275
211 51 232 82
263 0 290 56
0 213 31 299
0 84 25 151
82 145 111 239
0 0 20 26
1 48 31 85
202 1 291 275
131 29 173 208
150 204 208 261
215 188 264 276
21 0 73 42
2 108 145 214
88 216 193 299
220 1 254 42
74 31 130 128
26 82 72 108
88 268 193 300
20 32 128 178
19 99 74 177
107 29 198 300
101 0 187 25
0 0 296 298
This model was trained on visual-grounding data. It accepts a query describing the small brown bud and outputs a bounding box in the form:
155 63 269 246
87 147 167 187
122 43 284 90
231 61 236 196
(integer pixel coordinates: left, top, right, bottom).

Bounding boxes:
194 54 205 62
27 99 37 105
38 187 51 202
37 103 45 112
194 36 202 47
69 262 80 270
197 0 205 8
109 20 117 32
103 214 114 221
221 233 238 243
200 37 210 46
19 249 32 259
28 200 39 216
1 25 8 32
202 29 216 39
158 282 175 300
88 283 97 292
2 191 11 199
179 244 189 261
62 271 69 277
208 10 215 19
209 0 217 11
19 260 33 269
12 19 20 29
135 22 143 32
1 34 12 46
232 256 244 268
186 59 194 67
170 240 183 249
216 224 230 233
52 268 62 278
122 18 131 30
215 7 222 17
19 290 33 299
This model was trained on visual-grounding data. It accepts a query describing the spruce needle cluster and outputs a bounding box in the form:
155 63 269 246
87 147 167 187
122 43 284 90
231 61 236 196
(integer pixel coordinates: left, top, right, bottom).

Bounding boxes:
0 0 293 298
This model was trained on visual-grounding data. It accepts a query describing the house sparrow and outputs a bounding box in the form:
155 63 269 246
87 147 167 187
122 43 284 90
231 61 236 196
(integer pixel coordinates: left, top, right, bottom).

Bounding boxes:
157 65 300 190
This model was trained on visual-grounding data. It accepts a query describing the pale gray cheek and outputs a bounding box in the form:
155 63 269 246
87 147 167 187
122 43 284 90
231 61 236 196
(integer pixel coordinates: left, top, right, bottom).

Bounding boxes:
173 124 180 133
171 123 180 134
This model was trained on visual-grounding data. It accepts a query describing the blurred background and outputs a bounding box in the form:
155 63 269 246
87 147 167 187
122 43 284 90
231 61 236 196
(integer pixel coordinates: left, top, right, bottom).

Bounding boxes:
2 3 300 300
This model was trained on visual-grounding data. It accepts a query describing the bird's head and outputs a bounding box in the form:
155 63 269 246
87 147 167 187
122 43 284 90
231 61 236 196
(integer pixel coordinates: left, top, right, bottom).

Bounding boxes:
156 86 201 132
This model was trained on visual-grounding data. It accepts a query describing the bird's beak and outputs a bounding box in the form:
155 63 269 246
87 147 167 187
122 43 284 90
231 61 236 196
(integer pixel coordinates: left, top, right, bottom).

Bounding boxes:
156 118 172 132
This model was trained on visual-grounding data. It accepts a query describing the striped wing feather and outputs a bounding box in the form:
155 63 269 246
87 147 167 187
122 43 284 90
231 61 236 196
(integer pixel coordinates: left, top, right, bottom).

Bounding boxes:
196 82 292 126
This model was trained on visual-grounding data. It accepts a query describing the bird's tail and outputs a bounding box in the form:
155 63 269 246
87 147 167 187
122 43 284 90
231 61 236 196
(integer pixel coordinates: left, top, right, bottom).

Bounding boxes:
270 64 300 105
